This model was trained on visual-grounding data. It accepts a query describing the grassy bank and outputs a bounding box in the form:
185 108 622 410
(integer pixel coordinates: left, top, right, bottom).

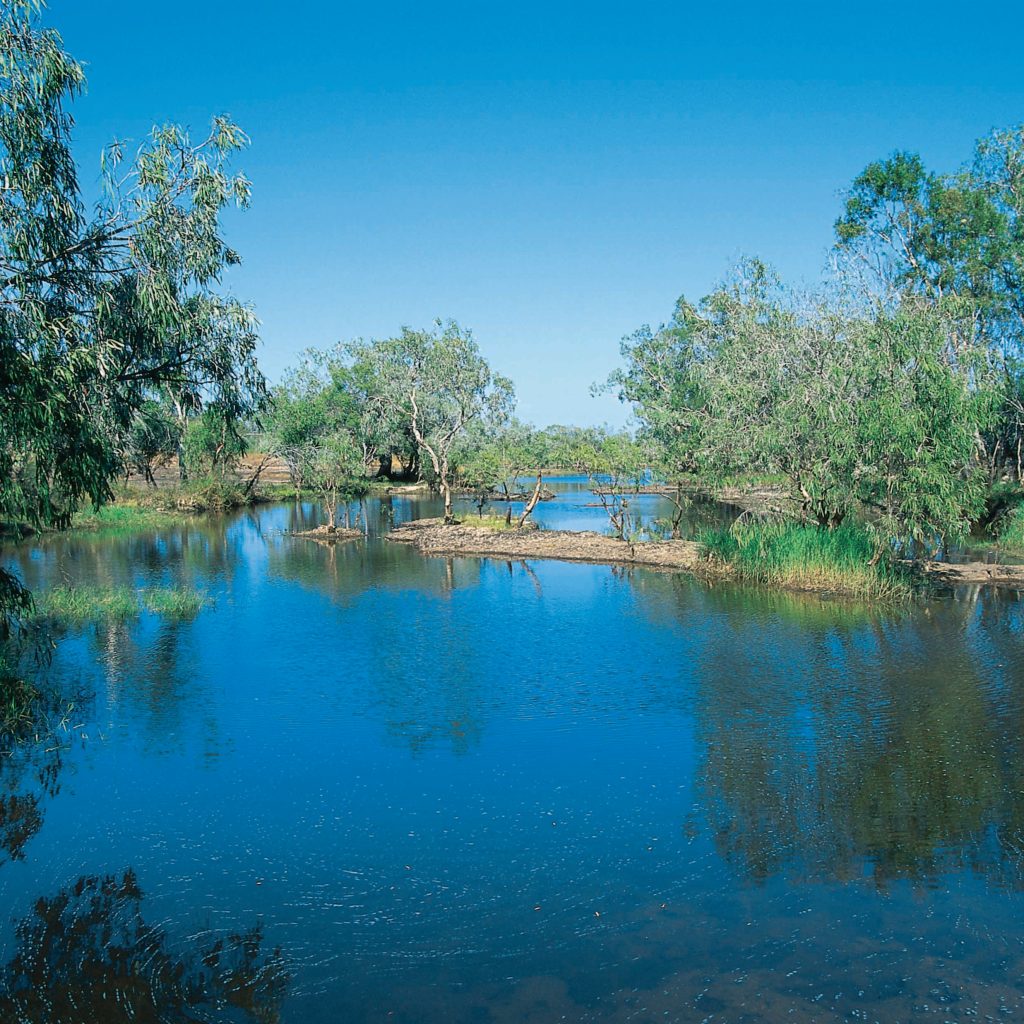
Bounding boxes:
72 504 190 533
71 479 264 534
699 520 913 599
32 585 210 624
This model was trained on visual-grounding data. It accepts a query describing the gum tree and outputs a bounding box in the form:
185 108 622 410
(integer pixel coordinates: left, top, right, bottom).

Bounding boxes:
266 350 371 529
349 322 514 523
0 0 265 634
835 128 1024 479
614 259 996 552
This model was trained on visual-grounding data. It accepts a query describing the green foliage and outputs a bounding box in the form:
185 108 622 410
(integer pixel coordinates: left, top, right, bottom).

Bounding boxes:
264 348 371 526
985 487 1024 549
181 407 247 478
835 127 1024 478
346 321 514 522
614 259 994 550
699 520 912 599
0 1 265 633
998 506 1024 549
456 440 503 516
452 419 549 520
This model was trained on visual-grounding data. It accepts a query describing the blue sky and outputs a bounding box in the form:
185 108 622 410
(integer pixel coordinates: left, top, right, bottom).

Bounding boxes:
50 1 1024 426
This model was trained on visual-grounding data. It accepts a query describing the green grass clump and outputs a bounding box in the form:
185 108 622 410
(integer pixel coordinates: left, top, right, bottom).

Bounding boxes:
33 585 210 624
0 673 44 738
698 520 912 599
140 588 208 617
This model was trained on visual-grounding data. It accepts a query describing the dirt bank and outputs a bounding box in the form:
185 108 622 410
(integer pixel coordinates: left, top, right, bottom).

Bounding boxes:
910 560 1024 588
387 519 705 571
388 519 1024 591
293 525 363 543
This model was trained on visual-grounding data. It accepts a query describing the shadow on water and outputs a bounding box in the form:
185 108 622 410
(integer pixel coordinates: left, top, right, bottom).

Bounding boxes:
0 869 290 1023
0 740 63 870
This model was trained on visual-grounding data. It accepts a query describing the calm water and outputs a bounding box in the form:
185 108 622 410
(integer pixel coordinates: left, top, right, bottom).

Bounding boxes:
2 482 1024 1022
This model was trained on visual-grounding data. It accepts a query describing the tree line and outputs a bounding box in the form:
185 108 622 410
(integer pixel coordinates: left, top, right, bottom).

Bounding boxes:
5 0 1024 641
610 131 1024 555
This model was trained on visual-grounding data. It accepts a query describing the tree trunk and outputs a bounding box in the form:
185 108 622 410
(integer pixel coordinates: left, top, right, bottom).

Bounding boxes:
517 472 544 528
442 478 454 524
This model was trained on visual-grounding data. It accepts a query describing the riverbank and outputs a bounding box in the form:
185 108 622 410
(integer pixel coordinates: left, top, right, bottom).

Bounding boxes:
388 519 705 572
292 525 363 543
387 519 1024 594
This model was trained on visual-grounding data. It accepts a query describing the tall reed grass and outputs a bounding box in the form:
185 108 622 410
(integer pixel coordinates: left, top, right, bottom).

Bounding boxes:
699 520 912 599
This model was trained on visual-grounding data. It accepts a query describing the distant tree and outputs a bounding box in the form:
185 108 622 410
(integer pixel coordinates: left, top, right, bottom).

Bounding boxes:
348 322 514 523
456 440 503 517
453 420 548 525
181 406 247 479
0 1 265 634
298 433 368 531
119 401 181 486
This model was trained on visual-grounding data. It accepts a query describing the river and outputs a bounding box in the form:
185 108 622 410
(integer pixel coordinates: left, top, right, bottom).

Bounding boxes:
1 481 1022 1022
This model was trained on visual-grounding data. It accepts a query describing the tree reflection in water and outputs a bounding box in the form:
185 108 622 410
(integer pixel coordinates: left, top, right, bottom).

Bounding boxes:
633 572 1024 888
0 869 289 1023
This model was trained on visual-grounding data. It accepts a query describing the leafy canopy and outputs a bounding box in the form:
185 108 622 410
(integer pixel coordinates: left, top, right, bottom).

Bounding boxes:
0 0 265 631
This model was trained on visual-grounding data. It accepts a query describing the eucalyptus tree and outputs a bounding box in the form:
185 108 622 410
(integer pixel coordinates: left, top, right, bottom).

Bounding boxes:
0 0 265 633
835 126 1024 478
613 259 995 550
348 322 514 523
266 349 370 528
296 433 368 531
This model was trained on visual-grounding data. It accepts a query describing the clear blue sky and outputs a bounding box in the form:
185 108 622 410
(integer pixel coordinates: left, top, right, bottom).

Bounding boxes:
50 1 1024 427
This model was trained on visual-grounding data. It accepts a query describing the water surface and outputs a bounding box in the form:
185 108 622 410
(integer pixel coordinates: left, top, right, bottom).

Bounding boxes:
1 485 1023 1022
